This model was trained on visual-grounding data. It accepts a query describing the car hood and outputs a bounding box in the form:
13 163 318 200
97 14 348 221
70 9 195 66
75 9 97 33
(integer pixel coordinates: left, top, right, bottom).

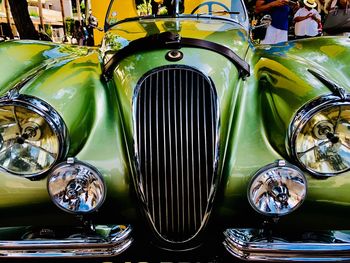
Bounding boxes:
102 18 249 59
105 18 250 178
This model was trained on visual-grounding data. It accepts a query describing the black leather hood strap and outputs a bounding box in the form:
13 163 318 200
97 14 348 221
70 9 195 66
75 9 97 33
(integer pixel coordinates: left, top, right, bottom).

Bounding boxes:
103 31 250 78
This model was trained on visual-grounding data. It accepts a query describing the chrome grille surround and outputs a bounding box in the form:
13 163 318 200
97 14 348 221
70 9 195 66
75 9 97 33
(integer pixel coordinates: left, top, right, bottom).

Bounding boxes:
133 66 220 244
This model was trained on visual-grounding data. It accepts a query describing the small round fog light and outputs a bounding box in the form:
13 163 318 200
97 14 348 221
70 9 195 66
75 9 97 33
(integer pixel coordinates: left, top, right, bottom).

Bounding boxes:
47 158 106 214
248 160 307 217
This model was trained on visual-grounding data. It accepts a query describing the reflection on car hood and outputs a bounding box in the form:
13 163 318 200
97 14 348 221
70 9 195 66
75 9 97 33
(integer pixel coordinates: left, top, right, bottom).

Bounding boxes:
103 18 249 59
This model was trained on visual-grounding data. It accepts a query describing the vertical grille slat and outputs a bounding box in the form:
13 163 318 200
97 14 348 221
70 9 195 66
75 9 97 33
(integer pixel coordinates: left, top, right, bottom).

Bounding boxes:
180 70 185 235
162 70 168 233
174 70 180 234
147 77 153 219
186 70 190 232
203 77 209 199
197 74 202 219
134 66 219 243
168 70 174 233
190 71 196 230
155 72 162 234
211 89 216 187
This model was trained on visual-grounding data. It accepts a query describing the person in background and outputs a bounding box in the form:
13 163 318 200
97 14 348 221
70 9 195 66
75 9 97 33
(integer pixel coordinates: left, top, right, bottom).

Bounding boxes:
255 0 299 44
294 0 322 38
87 9 98 46
72 20 84 46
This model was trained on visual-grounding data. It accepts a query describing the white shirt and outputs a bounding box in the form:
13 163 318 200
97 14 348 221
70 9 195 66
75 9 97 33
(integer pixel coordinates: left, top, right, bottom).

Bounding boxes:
261 25 288 44
294 7 321 36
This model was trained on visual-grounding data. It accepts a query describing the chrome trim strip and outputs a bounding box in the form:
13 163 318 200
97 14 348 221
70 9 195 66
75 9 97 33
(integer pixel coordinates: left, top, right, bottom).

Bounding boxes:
197 74 202 219
162 69 168 234
210 86 216 187
174 69 180 234
224 228 350 262
168 69 174 233
190 70 196 229
180 70 185 235
143 77 148 202
185 69 190 230
203 77 208 199
149 75 155 220
0 225 132 258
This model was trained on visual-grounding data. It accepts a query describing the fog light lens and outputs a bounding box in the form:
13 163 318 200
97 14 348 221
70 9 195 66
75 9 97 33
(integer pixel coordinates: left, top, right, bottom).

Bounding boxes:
47 158 106 214
248 160 307 217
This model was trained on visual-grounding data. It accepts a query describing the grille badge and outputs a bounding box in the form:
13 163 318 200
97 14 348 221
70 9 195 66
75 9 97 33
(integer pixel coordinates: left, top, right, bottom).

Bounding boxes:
166 50 183 61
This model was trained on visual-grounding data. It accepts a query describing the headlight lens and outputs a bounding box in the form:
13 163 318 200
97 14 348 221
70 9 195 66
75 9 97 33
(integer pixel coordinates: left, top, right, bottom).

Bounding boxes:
289 95 350 176
0 94 68 178
47 158 106 214
248 160 307 217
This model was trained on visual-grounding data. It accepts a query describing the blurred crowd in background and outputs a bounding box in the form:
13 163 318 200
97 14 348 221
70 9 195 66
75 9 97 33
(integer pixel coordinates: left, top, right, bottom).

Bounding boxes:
70 9 100 46
1 0 350 45
250 0 350 43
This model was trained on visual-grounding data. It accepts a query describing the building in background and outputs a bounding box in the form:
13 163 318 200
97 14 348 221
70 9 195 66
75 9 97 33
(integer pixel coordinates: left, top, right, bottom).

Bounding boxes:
0 0 107 44
0 0 73 42
28 0 73 42
0 0 15 37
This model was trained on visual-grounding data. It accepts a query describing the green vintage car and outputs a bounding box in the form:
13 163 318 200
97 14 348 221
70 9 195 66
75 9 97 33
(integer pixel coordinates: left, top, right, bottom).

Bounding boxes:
0 0 350 261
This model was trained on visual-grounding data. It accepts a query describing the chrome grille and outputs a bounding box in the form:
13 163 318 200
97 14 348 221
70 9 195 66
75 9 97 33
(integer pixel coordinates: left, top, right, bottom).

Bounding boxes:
134 66 219 243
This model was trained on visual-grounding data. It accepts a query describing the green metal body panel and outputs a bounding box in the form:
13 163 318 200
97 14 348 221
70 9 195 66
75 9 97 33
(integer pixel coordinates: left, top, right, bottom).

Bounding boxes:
0 17 350 234
0 41 133 225
219 37 350 229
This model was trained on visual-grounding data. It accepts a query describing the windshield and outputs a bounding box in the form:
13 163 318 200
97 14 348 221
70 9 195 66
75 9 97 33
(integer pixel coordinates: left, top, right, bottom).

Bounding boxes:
106 0 248 28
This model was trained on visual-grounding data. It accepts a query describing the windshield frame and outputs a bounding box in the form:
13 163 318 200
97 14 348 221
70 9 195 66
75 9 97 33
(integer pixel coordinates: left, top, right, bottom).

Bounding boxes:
104 0 249 31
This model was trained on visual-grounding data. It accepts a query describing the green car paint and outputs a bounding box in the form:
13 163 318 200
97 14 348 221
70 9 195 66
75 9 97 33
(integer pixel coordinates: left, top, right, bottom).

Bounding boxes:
219 36 350 228
0 11 350 246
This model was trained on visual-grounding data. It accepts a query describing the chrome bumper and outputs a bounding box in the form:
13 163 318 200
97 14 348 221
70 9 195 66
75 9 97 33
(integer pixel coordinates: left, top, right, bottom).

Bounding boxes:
224 228 350 262
0 224 132 258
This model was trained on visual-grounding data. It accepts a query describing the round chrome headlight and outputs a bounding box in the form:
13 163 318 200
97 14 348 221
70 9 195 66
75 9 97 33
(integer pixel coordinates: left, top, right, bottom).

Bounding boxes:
289 95 350 176
0 94 68 178
47 158 106 214
248 160 307 217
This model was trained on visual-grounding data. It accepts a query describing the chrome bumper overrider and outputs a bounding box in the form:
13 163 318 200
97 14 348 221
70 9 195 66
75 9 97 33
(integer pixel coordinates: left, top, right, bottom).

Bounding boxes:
0 225 132 258
224 228 350 262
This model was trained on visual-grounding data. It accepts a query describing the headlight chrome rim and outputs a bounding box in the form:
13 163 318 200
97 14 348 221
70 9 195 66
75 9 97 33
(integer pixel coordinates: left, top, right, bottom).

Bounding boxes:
248 160 307 217
288 94 350 177
47 158 106 215
0 93 69 179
